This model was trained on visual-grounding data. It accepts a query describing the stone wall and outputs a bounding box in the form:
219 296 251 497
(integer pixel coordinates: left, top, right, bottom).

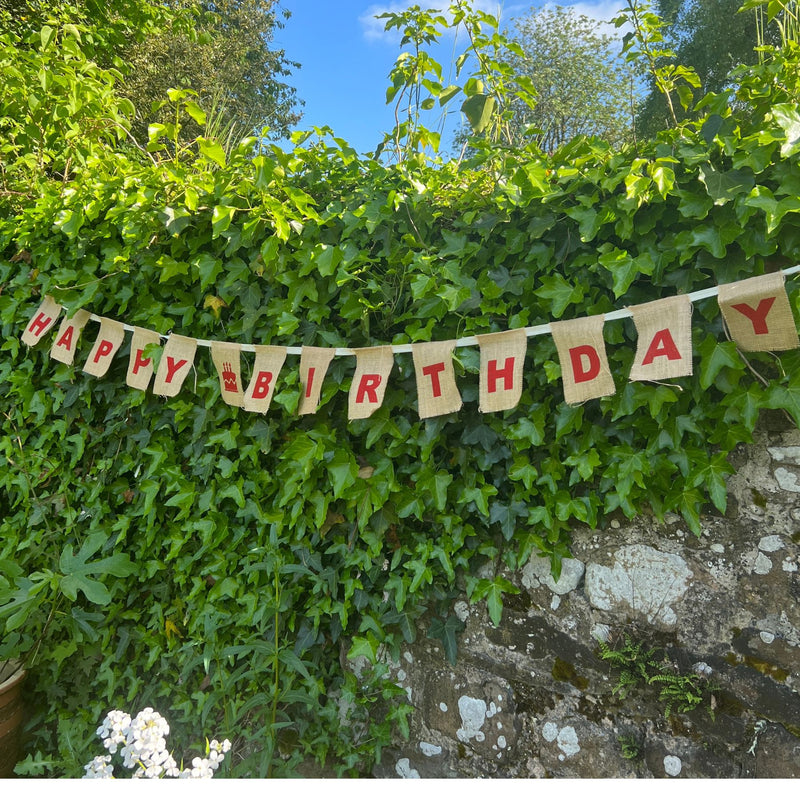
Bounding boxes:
365 427 800 778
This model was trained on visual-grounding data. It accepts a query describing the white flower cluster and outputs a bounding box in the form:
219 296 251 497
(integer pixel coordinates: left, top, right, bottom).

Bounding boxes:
82 708 232 779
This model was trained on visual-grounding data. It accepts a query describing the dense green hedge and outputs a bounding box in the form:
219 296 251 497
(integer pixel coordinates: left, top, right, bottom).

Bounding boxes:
3 20 800 776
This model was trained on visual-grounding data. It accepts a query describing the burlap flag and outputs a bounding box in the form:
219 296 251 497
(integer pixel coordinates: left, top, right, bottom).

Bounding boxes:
210 341 244 408
126 327 161 391
297 346 336 415
476 329 527 413
83 317 126 378
411 340 461 419
243 345 287 413
152 334 197 397
718 272 799 351
21 296 61 346
628 295 693 382
348 346 394 420
550 314 615 405
50 309 91 364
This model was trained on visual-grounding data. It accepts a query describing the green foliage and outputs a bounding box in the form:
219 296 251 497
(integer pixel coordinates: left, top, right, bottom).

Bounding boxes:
378 0 536 159
617 733 643 760
635 0 765 136
0 19 135 211
616 0 702 128
504 6 639 151
120 0 301 147
598 633 718 718
597 635 660 699
2 0 800 778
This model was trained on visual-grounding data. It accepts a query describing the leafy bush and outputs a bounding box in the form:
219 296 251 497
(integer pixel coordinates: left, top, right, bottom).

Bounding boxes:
2 2 800 777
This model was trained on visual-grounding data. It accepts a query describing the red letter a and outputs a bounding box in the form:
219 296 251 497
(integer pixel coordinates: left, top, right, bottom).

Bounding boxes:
55 325 75 350
641 328 681 365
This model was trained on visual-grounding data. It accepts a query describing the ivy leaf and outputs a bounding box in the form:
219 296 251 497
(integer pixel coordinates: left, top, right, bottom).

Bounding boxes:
327 450 358 499
697 337 741 389
688 453 733 513
535 274 584 318
771 104 800 158
490 500 527 541
382 608 417 643
159 206 192 236
58 533 136 605
698 165 754 205
766 383 800 428
598 249 652 298
430 471 453 511
666 486 704 535
470 576 519 627
211 204 235 236
346 634 378 664
194 253 222 290
427 615 465 665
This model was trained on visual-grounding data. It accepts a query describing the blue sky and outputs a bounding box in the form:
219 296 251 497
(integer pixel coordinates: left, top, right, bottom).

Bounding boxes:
273 0 625 155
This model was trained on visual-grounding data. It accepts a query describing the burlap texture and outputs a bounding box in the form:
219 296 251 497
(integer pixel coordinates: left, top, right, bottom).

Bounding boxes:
243 345 287 413
628 295 693 381
211 341 244 408
83 317 126 377
297 346 336 415
550 315 615 404
718 272 799 351
348 346 394 420
126 327 161 391
476 328 527 412
152 334 197 397
21 296 62 346
411 340 461 419
50 309 91 365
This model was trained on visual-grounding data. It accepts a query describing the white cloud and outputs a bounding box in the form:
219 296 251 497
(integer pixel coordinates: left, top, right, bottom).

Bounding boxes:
567 0 627 25
530 1 631 38
359 1 527 44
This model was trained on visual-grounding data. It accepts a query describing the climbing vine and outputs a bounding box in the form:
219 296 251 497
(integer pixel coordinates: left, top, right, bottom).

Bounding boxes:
2 0 800 778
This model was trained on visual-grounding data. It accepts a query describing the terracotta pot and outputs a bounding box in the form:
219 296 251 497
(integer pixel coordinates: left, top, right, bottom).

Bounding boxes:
0 661 26 778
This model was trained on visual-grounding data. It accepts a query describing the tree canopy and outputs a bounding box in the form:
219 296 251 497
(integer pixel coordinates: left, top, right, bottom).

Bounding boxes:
635 0 767 134
506 5 638 151
0 0 302 148
121 0 301 145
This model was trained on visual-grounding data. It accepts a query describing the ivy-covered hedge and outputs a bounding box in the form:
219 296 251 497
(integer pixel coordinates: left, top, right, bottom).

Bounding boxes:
3 22 800 776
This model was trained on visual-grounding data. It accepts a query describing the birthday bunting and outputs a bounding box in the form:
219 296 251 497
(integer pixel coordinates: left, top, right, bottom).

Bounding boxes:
717 272 799 352
476 329 527 413
411 340 461 419
84 317 125 378
211 341 245 408
21 295 61 346
50 309 91 365
297 346 336 415
243 345 286 414
348 346 394 420
127 327 161 391
628 295 693 382
550 314 615 405
152 334 197 397
20 270 800 419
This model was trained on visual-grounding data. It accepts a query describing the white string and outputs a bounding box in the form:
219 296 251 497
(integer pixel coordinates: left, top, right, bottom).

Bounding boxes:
77 264 800 357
